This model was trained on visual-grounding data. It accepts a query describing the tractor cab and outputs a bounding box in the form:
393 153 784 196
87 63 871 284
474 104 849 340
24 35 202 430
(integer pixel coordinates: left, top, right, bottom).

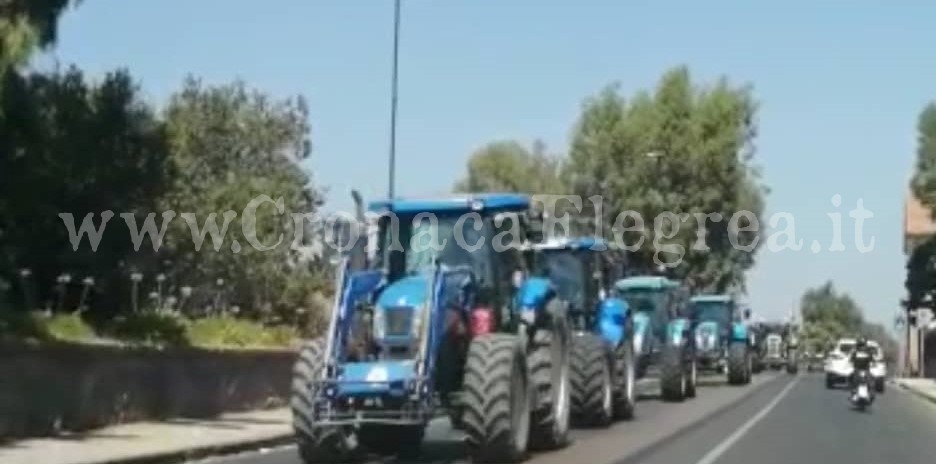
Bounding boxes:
530 237 630 342
612 275 697 400
614 276 681 351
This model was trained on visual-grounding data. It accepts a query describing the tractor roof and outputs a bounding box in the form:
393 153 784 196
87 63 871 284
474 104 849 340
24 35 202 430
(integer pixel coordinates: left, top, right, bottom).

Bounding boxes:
368 193 529 214
615 275 678 291
533 236 605 251
690 294 734 304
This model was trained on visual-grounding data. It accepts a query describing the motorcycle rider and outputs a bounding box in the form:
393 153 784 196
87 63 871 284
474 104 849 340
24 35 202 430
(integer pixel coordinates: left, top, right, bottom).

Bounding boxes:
849 336 875 401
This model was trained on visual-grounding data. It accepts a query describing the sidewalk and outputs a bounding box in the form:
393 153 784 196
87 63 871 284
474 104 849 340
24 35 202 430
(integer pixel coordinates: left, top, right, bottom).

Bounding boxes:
895 377 936 405
0 408 293 464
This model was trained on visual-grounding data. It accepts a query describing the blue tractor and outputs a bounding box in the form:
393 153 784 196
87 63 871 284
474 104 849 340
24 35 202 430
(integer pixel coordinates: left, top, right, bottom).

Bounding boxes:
613 276 698 402
688 294 753 385
529 237 637 427
290 193 572 463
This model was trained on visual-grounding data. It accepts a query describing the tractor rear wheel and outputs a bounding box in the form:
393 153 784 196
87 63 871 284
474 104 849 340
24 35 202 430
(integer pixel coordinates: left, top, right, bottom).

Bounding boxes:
570 333 613 427
291 338 351 463
462 334 531 463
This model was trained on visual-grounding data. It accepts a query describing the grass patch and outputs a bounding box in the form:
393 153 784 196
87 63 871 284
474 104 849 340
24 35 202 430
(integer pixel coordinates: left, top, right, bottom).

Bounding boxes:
0 310 96 343
106 312 189 347
186 315 297 349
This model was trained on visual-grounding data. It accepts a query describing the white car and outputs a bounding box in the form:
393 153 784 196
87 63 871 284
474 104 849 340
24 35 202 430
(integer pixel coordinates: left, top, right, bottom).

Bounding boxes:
824 338 886 392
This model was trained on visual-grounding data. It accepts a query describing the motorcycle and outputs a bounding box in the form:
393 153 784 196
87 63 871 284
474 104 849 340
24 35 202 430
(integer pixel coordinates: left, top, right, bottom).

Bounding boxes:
850 369 875 410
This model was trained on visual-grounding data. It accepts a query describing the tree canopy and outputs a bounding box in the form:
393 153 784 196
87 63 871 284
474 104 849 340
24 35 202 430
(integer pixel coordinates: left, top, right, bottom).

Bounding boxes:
800 281 898 365
454 139 565 195
453 67 766 292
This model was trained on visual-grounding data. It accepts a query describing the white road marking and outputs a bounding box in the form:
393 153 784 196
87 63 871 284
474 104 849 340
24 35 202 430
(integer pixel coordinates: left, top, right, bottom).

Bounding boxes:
693 376 800 464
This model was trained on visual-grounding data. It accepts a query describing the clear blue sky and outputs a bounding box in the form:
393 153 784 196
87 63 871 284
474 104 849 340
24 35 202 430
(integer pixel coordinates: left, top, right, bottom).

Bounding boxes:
46 0 936 328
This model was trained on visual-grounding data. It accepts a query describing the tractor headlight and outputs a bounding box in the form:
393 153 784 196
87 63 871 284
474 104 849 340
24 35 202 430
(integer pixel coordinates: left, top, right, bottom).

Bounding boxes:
519 307 536 326
373 308 386 339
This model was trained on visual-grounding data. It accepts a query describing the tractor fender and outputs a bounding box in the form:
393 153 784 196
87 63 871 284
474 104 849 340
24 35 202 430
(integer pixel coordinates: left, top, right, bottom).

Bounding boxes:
596 297 629 346
513 276 555 324
666 318 691 346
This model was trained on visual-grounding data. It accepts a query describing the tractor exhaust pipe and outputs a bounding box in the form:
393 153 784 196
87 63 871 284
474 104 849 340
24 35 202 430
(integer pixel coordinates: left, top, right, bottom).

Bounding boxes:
349 189 368 271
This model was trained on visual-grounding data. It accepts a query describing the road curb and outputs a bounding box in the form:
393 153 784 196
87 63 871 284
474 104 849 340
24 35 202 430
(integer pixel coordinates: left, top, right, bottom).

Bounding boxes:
82 433 295 464
614 373 791 464
894 380 936 406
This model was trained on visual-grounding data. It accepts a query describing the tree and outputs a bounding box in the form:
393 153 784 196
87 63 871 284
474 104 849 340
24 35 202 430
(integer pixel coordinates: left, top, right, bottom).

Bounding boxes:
1 1 74 76
564 67 766 292
0 67 168 314
799 281 898 365
454 139 565 194
911 103 936 212
158 77 325 323
905 235 936 310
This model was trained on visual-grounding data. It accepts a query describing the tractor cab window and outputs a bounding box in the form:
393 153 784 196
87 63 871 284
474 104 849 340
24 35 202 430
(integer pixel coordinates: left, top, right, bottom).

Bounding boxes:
533 249 587 310
617 287 668 333
691 301 733 327
376 212 492 284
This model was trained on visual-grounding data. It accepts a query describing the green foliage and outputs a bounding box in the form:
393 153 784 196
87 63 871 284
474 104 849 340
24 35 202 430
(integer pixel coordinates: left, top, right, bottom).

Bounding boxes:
800 281 898 364
106 311 189 346
911 104 936 213
454 139 566 195
0 310 94 342
158 78 325 323
185 315 297 349
563 67 765 291
40 312 95 341
906 235 936 309
0 67 168 313
0 1 74 74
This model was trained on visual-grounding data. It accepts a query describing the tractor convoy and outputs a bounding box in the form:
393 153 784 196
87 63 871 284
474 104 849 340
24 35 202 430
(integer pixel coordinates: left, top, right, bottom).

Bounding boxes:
289 192 790 463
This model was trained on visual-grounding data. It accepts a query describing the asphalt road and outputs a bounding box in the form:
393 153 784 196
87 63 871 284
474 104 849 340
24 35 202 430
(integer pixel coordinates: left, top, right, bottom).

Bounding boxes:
195 373 776 464
195 372 936 464
631 373 936 464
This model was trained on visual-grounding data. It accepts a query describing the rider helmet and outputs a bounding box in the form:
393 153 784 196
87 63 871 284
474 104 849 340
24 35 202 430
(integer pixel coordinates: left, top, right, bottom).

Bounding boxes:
856 336 868 349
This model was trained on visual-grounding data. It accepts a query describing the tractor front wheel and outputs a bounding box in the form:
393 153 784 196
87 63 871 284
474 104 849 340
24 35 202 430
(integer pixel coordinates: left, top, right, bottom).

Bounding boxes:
660 344 687 402
727 342 748 385
528 315 572 450
291 338 352 463
570 333 614 427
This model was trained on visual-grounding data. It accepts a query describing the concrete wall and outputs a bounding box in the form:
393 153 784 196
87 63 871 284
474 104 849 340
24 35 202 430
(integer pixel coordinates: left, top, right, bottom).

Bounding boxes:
0 342 297 439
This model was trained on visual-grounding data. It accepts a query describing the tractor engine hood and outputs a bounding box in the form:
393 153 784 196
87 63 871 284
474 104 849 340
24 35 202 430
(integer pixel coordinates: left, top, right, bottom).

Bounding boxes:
373 275 430 344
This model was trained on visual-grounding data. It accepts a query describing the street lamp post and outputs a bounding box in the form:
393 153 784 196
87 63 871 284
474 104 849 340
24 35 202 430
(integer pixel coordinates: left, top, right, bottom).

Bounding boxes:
388 0 402 199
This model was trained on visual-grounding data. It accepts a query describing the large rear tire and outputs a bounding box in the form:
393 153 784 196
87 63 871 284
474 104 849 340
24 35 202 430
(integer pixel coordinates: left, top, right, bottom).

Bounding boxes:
570 333 613 427
660 344 686 402
291 339 352 463
727 342 748 385
462 334 531 463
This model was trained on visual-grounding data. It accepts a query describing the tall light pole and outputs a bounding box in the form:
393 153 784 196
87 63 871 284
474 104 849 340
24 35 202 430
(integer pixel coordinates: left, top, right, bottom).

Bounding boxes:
388 0 402 199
